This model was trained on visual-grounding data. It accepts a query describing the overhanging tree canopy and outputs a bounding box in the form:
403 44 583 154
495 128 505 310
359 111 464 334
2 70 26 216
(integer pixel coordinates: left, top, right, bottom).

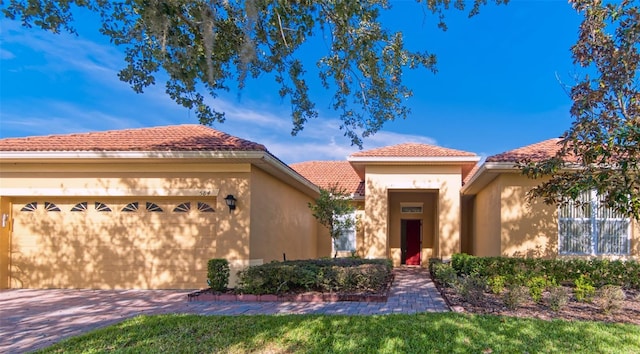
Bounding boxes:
2 0 506 147
521 0 639 221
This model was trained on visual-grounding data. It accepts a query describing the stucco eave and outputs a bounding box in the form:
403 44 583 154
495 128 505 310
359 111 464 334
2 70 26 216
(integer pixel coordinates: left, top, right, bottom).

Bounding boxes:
460 161 585 196
461 162 518 196
0 150 267 162
348 157 480 180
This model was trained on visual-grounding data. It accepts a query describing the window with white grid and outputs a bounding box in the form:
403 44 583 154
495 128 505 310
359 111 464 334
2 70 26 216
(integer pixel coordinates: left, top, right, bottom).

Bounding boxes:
334 212 357 252
558 190 630 255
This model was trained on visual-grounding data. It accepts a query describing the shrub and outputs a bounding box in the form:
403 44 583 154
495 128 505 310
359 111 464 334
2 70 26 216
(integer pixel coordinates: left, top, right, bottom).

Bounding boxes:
596 285 626 314
428 258 443 276
330 264 390 292
236 258 392 295
547 286 570 312
487 275 507 294
207 259 230 292
238 262 319 294
432 262 458 288
574 275 596 303
503 285 529 310
506 272 528 287
446 254 640 290
455 274 486 306
527 276 553 303
451 253 483 276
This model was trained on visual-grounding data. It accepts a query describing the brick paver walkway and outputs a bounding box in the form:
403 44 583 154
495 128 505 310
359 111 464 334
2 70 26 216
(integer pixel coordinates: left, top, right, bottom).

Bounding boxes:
0 267 447 353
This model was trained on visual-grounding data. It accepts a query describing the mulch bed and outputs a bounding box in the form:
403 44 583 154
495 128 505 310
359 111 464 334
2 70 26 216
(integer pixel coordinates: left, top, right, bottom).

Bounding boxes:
434 281 640 325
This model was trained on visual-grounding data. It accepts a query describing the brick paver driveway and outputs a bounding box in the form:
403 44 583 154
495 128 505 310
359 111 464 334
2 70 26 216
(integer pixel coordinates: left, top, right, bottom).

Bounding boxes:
0 267 447 353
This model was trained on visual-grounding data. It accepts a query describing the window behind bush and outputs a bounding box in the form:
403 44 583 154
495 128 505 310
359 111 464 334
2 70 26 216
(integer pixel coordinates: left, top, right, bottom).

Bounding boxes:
558 190 630 255
334 211 357 252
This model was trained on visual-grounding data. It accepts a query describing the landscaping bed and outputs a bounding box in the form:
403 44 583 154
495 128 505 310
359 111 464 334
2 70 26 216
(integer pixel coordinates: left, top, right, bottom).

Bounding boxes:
431 254 640 325
439 284 640 325
189 257 393 302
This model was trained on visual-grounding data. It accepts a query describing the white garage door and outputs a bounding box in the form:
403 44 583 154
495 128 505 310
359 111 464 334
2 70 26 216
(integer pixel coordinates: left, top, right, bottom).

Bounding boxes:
11 198 217 289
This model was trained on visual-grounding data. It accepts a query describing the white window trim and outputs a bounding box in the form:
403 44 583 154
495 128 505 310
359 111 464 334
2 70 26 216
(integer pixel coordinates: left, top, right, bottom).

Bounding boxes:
558 190 631 256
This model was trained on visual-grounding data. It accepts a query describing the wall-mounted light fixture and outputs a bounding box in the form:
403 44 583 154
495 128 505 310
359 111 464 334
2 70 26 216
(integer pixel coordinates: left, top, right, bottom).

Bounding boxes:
224 195 237 213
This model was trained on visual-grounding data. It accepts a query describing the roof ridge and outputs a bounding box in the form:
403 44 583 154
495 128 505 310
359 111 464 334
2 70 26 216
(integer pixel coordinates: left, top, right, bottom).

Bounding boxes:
290 160 351 165
350 142 477 158
10 124 207 140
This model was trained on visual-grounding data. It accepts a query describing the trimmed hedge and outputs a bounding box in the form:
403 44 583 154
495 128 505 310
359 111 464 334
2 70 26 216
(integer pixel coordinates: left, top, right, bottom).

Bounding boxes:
448 254 640 289
207 259 230 291
237 258 393 295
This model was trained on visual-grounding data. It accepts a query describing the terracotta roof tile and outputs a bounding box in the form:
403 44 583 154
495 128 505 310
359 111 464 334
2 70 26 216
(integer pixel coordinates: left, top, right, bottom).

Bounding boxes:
290 161 363 196
486 138 565 163
462 163 481 186
350 142 477 158
0 125 267 152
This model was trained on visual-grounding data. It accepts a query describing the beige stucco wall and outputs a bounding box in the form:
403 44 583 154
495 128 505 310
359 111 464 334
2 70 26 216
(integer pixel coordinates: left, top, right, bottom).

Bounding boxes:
354 202 365 257
363 165 463 261
0 197 10 289
472 177 502 257
632 222 640 260
624 221 639 260
0 163 247 196
0 161 252 289
499 174 558 258
472 172 640 260
249 167 323 265
460 196 474 254
316 224 332 257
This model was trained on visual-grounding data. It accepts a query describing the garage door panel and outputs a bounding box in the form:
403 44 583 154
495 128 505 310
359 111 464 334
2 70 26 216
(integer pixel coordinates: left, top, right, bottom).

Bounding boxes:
11 248 214 289
11 198 218 289
11 251 101 289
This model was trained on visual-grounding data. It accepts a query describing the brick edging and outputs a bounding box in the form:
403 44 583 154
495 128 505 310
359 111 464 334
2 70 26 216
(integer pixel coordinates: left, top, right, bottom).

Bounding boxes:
187 291 388 303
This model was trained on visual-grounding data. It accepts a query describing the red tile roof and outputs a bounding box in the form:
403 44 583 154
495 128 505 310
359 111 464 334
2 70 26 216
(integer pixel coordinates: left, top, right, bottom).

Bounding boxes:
290 161 363 196
0 125 267 152
462 163 481 186
350 142 477 158
485 138 564 163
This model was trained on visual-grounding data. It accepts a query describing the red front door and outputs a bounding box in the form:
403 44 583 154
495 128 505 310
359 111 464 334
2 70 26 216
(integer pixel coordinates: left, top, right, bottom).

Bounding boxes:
403 219 421 265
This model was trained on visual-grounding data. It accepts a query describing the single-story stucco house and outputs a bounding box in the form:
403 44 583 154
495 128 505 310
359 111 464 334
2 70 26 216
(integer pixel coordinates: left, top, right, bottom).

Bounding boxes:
0 125 638 289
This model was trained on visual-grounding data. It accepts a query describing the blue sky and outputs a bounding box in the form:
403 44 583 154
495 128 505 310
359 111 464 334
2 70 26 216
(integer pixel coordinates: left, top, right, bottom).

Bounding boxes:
0 1 582 163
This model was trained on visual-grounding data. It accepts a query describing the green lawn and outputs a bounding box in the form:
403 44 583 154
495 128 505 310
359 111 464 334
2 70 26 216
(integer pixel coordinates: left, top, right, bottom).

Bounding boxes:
38 313 640 353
